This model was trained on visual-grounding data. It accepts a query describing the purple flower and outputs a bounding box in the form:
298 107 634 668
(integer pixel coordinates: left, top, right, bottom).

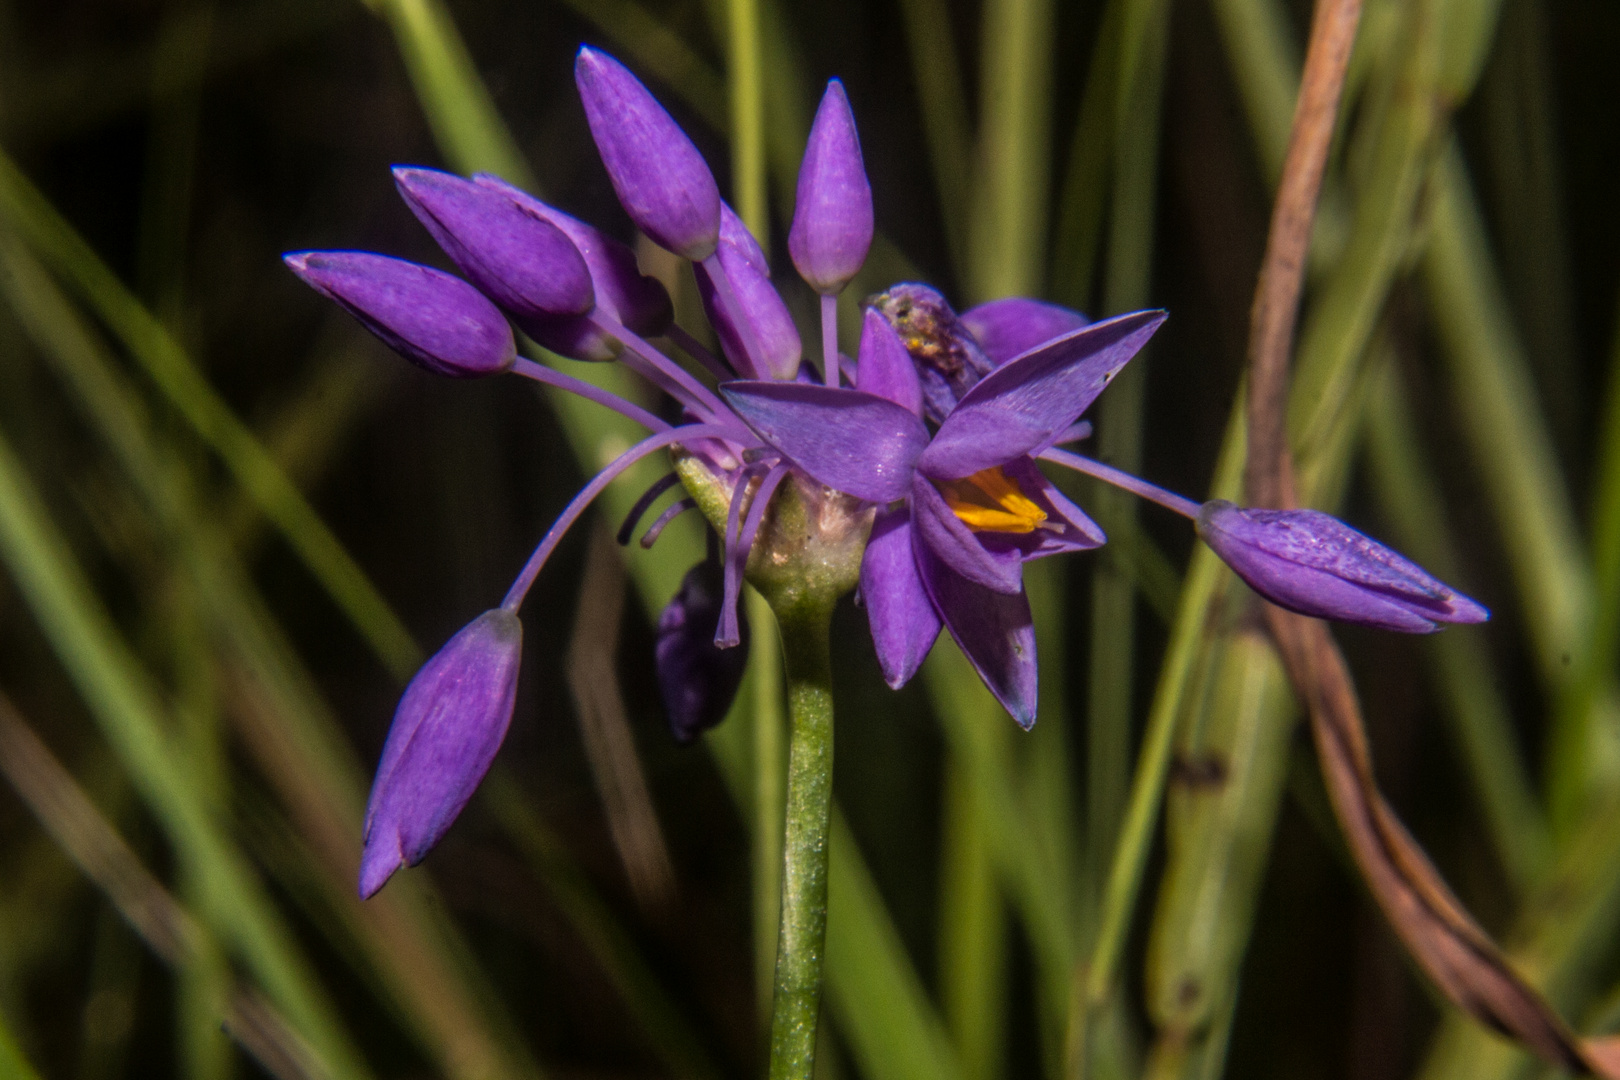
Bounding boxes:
790 80 873 295
575 46 721 261
657 558 751 744
283 251 515 378
1195 500 1490 632
361 609 522 897
724 309 1166 725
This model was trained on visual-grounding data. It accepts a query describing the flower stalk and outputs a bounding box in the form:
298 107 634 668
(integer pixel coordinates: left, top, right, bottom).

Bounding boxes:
767 597 836 1080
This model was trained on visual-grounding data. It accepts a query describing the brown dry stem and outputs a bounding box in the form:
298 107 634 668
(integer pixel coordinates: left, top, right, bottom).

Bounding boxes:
1240 0 1620 1073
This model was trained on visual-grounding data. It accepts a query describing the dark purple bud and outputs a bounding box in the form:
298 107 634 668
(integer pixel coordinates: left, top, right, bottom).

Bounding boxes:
789 80 873 295
575 47 722 261
1195 500 1490 633
473 174 673 361
393 167 595 327
694 204 802 380
656 559 749 745
360 609 523 898
284 251 515 378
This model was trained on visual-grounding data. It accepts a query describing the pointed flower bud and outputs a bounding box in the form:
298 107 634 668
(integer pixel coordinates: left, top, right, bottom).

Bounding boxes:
789 80 873 294
575 46 721 261
360 609 523 897
474 173 672 361
695 204 802 380
656 559 749 744
393 167 594 328
284 251 515 378
1196 500 1489 633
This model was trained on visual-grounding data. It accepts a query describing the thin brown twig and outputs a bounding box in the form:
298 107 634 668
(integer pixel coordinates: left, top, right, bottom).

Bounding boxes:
1241 0 1620 1074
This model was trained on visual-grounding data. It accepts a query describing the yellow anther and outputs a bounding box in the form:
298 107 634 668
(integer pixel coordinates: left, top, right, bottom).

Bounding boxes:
937 467 1048 534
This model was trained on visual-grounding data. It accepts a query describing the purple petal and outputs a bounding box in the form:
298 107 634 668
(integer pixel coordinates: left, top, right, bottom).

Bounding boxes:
575 47 721 260
860 509 941 688
914 532 1038 728
695 204 802 379
960 298 1090 366
657 559 750 743
360 609 523 897
910 475 1025 594
392 168 595 323
285 251 515 378
855 308 923 416
474 174 672 360
1196 500 1491 632
867 283 995 423
788 80 874 294
919 309 1167 480
720 381 929 503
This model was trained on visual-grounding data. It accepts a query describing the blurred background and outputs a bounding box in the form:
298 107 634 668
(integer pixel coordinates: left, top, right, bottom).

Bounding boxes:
0 0 1617 1077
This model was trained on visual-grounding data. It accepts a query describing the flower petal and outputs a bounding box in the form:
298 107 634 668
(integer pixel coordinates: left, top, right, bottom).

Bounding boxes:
855 308 924 416
285 251 515 378
860 509 941 688
789 80 874 294
392 167 595 320
915 532 1038 728
360 609 523 897
960 297 1089 366
919 309 1167 480
575 47 721 260
911 475 1025 594
719 381 929 503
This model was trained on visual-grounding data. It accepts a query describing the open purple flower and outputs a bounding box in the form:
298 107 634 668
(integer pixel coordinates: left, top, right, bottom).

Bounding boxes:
724 309 1165 725
289 44 1489 893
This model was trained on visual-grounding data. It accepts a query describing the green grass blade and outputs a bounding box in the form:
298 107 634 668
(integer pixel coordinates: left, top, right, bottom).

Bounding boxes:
895 0 972 271
0 234 543 1080
725 0 766 242
0 1005 43 1080
0 148 421 680
1364 360 1550 889
360 0 531 184
936 760 1007 1080
0 419 370 1080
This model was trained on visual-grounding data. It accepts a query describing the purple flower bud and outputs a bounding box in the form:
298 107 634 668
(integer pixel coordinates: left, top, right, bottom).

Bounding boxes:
284 251 516 378
360 609 523 898
656 560 749 744
575 47 722 261
1195 500 1490 633
473 174 673 361
789 80 873 295
393 167 595 327
694 204 803 380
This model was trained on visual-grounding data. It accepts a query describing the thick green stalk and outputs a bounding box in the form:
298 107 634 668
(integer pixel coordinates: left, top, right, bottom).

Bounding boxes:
752 588 787 1028
768 601 837 1080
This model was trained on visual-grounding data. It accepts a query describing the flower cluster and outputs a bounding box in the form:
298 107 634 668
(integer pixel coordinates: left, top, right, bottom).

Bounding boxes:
288 47 1487 897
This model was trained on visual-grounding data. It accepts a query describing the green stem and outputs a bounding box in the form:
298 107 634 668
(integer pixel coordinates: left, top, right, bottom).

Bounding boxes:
769 600 837 1080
